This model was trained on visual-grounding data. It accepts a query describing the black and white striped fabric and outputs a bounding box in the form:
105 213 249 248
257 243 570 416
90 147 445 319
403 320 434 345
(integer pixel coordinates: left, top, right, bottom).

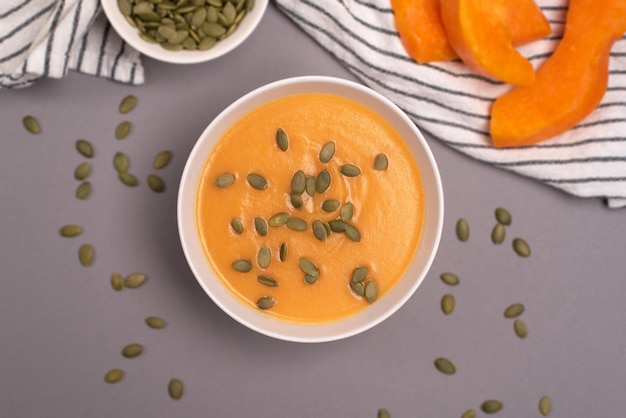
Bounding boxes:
0 0 144 89
275 0 626 208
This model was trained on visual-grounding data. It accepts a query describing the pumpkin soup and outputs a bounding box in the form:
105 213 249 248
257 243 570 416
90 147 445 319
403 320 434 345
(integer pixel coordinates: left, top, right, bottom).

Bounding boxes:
196 93 425 323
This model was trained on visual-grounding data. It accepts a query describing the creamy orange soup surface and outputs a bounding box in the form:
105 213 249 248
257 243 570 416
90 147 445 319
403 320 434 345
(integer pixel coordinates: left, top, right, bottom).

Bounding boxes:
196 93 425 323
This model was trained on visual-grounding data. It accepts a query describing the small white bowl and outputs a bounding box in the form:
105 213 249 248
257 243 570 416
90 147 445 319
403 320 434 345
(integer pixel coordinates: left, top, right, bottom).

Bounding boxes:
178 76 444 342
101 0 268 64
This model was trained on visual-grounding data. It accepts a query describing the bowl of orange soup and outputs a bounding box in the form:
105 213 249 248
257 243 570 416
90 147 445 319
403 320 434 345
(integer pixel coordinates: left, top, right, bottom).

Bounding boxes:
178 76 443 342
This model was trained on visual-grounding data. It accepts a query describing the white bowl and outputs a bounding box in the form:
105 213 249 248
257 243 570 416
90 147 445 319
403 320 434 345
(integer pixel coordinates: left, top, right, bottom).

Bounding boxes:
178 76 444 342
101 0 268 64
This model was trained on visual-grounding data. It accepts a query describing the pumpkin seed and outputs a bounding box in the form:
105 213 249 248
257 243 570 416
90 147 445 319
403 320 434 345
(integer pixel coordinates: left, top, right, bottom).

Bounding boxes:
495 207 512 225
119 172 139 187
232 259 251 272
319 141 335 163
59 224 83 237
202 22 226 37
153 150 172 169
145 316 166 329
269 212 289 227
328 219 347 233
321 199 340 212
513 238 531 257
115 121 131 139
198 36 216 50
104 368 124 383
351 266 368 283
304 274 318 284
191 7 206 28
441 293 455 315
312 220 327 241
247 173 268 190
279 242 287 262
365 280 378 303
257 276 279 287
168 378 184 400
147 174 165 193
286 217 307 231
440 272 459 286
257 244 271 268
539 395 551 416
254 217 267 236
214 173 235 188
119 95 137 113
291 170 306 194
124 272 147 288
76 139 94 158
276 128 289 151
23 115 40 134
456 218 469 242
491 223 505 244
434 357 456 375
230 217 243 234
316 169 331 193
305 175 316 197
350 281 365 296
74 162 91 180
514 319 528 339
290 193 303 209
76 181 91 199
121 343 143 358
503 303 524 318
79 244 94 266
374 153 388 170
340 164 361 177
461 409 476 418
256 296 276 310
378 409 390 418
113 152 129 173
111 272 124 291
480 400 503 414
345 224 361 242
323 222 331 236
340 202 354 221
298 257 319 278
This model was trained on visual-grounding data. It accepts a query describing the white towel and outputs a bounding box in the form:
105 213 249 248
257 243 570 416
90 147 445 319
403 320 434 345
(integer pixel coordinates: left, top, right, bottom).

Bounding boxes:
275 0 626 208
0 0 144 89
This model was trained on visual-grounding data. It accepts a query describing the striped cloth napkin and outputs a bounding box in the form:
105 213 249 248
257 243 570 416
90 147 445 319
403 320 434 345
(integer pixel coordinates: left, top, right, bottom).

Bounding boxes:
275 0 626 208
0 0 143 89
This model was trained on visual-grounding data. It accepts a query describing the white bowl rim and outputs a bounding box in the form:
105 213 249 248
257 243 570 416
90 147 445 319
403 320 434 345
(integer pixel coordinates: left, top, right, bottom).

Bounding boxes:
177 76 444 343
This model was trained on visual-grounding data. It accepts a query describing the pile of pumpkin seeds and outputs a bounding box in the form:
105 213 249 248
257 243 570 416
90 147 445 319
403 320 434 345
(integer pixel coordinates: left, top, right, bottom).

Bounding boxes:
118 0 254 51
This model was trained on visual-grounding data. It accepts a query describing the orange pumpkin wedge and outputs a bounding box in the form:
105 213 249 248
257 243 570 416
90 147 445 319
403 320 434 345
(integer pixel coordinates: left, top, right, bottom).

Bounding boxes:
507 0 551 46
490 0 626 147
439 0 535 85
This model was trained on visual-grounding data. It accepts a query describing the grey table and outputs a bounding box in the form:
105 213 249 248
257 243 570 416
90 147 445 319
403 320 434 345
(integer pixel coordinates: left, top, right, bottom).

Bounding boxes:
1 4 625 418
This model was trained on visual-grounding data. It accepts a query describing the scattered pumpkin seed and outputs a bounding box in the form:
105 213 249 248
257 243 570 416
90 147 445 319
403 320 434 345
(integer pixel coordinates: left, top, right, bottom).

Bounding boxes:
111 272 124 291
145 316 167 329
291 170 306 194
480 400 503 414
290 193 303 209
147 174 165 193
119 172 139 187
298 257 319 278
115 121 131 140
257 276 279 287
104 368 124 383
153 150 172 169
124 272 147 288
328 219 347 233
76 139 94 158
168 378 183 400
440 272 459 286
311 220 327 241
351 266 368 283
232 259 252 272
230 217 243 234
340 202 354 221
539 395 552 416
350 281 365 296
513 238 531 257
365 280 378 303
74 162 91 180
461 409 476 418
434 357 456 375
247 173 268 190
340 164 361 177
112 152 129 173
441 293 455 315
316 169 331 193
79 244 94 266
22 115 40 134
269 212 289 227
321 199 340 212
456 218 469 242
256 296 276 310
345 224 361 242
121 343 144 358
491 223 505 244
305 175 316 197
514 319 528 339
319 141 335 163
279 242 287 262
119 95 137 114
76 181 91 199
286 217 307 231
276 128 289 151
378 409 390 418
495 207 512 225
257 244 271 268
503 303 525 318
374 153 388 170
254 217 267 236
59 224 83 237
214 173 235 188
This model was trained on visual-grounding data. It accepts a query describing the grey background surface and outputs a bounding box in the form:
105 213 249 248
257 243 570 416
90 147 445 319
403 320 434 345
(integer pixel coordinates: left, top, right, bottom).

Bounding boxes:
1 4 626 417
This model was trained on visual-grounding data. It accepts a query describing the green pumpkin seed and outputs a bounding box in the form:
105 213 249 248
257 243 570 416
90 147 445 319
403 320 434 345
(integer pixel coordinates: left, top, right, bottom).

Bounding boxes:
340 202 354 221
76 181 91 199
365 280 378 303
119 95 137 114
198 36 216 50
161 42 183 51
157 26 177 40
145 316 166 329
147 174 165 193
345 224 361 242
434 357 456 375
231 217 243 234
279 242 287 262
232 259 251 272
257 245 271 268
257 276 279 287
202 22 226 37
378 409 390 418
111 272 124 291
304 274 318 284
323 222 331 236
350 281 365 296
119 172 139 187
168 378 184 400
340 164 361 177
191 7 206 28
321 199 340 212
456 218 469 242
256 296 276 310
113 152 129 173
319 141 335 163
539 396 551 416
76 139 94 158
59 224 83 238
291 170 306 194
104 368 124 383
480 400 503 414
286 218 307 231
305 175 316 197
247 173 268 190
276 128 289 151
374 153 388 170
316 169 331 193
328 219 347 233
503 303 524 318
513 238 531 257
124 272 147 288
312 220 327 241
514 319 528 339
122 343 143 358
495 207 512 225
254 217 267 236
351 266 368 283
115 121 131 139
491 223 505 244
269 212 289 227
441 293 455 315
74 162 91 180
153 150 172 169
440 272 459 286
461 409 476 418
290 193 303 209
79 244 94 266
214 173 235 188
298 257 319 278
118 0 132 15
23 115 40 134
